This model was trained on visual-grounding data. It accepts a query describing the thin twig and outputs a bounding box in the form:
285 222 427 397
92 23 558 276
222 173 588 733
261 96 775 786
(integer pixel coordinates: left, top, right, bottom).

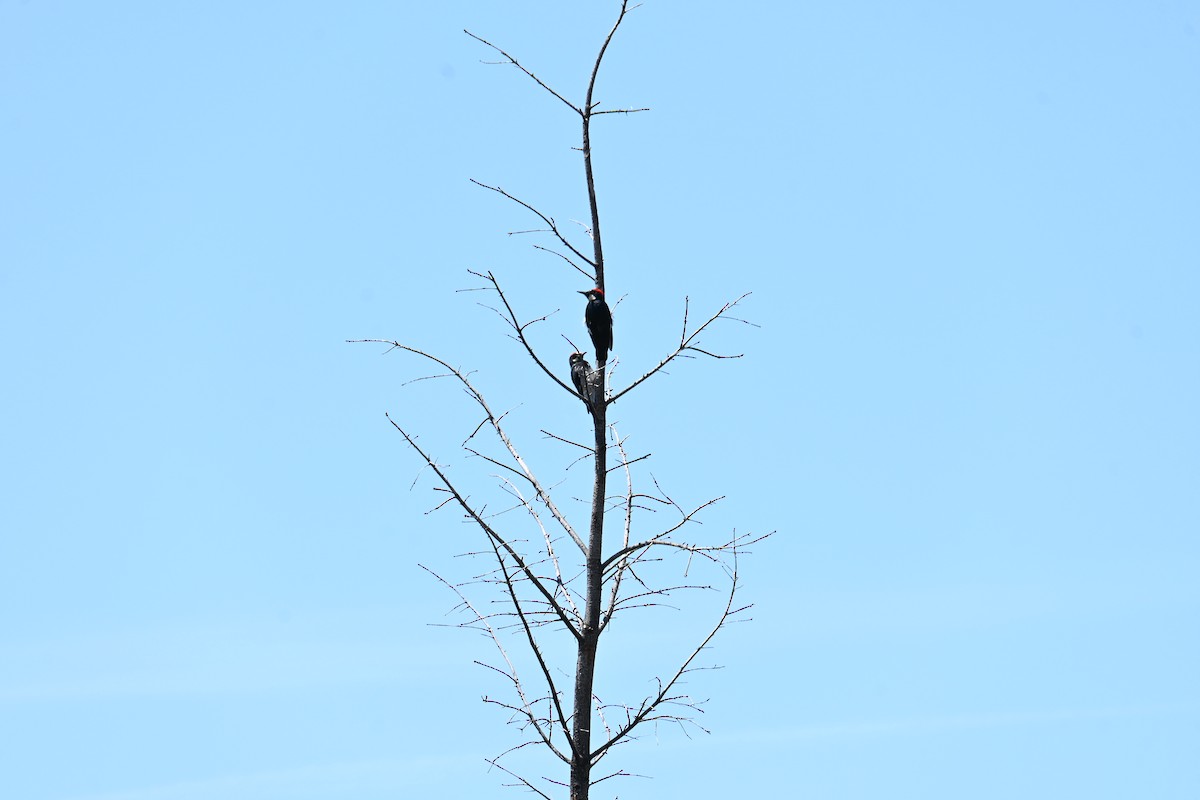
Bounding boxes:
469 180 596 269
422 564 570 763
591 544 749 762
465 29 582 117
468 270 582 400
350 338 589 556
488 537 577 759
533 244 595 281
608 293 753 404
484 758 556 800
395 417 581 637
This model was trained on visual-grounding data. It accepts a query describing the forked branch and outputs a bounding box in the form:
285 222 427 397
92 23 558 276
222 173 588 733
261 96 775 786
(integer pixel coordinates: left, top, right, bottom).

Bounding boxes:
349 338 590 557
601 428 638 631
488 538 577 762
388 413 581 638
585 0 637 116
468 269 584 400
470 179 597 274
591 545 751 763
608 293 754 404
485 757 556 800
422 564 571 764
465 29 582 117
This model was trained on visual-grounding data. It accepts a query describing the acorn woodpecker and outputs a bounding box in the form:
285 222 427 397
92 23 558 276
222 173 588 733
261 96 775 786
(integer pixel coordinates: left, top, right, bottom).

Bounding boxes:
578 288 612 365
568 352 594 415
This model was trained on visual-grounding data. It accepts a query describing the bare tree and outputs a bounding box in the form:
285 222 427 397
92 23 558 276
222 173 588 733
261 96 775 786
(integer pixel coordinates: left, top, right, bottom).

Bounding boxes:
354 3 767 798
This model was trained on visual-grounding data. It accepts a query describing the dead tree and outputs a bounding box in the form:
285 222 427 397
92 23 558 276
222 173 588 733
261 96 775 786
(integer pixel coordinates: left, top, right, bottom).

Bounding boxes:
354 3 767 798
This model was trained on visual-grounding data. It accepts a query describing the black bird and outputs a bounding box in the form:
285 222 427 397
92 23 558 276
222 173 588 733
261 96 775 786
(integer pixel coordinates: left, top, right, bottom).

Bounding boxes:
578 287 612 365
569 352 594 415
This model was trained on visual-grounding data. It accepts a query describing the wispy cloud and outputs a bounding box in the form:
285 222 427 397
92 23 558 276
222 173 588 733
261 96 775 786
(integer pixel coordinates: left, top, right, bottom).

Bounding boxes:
58 754 479 800
704 703 1188 747
0 611 475 703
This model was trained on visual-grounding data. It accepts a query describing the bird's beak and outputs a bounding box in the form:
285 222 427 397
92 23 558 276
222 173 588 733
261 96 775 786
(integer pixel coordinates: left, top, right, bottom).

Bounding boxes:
578 290 589 296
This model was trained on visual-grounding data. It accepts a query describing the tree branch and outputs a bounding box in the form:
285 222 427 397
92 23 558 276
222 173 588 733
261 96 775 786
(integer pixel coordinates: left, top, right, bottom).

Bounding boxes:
498 476 582 624
484 757 557 800
608 293 753 405
469 270 584 401
585 1 635 116
394 417 581 638
422 564 571 764
591 545 749 763
350 339 590 556
469 180 597 271
489 537 577 760
579 0 635 289
465 29 583 117
532 244 594 281
592 107 650 115
602 428 637 632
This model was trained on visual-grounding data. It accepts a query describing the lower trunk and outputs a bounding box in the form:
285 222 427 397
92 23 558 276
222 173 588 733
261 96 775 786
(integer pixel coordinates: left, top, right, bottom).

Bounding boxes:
570 369 607 800
570 628 598 799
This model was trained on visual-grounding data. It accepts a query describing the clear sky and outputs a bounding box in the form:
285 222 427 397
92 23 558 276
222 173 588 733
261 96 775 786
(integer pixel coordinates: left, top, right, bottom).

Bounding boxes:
2 1 1198 798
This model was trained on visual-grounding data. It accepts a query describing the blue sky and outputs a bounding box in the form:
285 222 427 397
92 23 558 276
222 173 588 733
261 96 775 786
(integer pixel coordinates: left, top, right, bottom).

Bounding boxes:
2 1 1198 798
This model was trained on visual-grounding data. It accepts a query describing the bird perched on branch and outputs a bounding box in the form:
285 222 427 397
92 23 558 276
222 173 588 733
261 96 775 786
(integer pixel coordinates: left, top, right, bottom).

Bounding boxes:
568 352 595 415
578 287 612 365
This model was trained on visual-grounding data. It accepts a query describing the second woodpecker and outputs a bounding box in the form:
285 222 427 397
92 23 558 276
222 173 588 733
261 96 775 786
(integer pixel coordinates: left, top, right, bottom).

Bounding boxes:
568 352 594 415
579 287 612 366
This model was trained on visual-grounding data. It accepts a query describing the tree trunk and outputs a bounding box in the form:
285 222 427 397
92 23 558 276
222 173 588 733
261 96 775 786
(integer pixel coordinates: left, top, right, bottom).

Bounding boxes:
570 376 606 800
